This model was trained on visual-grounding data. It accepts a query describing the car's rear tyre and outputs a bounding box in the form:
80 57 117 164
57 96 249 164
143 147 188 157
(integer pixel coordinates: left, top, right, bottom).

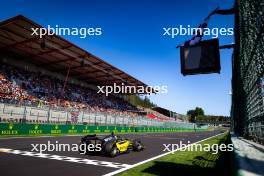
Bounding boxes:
132 140 144 151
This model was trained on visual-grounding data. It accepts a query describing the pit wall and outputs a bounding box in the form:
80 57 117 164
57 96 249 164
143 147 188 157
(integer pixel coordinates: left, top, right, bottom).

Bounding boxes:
0 123 206 136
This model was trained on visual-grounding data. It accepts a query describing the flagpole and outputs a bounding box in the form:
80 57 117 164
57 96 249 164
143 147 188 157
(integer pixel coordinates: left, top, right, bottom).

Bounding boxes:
62 65 71 95
176 6 220 48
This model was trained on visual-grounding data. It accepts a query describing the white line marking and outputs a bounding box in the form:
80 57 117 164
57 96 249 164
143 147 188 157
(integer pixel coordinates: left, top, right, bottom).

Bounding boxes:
0 148 131 169
103 132 224 176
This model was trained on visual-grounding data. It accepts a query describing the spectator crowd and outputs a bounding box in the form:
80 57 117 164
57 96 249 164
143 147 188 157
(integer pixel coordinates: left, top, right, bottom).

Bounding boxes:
0 63 139 117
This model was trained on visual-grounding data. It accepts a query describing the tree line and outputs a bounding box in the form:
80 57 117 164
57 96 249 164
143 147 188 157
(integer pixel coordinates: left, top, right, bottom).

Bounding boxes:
187 107 230 123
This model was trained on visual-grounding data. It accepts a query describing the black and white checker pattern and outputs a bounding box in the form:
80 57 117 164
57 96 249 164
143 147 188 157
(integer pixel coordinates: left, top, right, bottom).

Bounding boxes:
0 148 131 169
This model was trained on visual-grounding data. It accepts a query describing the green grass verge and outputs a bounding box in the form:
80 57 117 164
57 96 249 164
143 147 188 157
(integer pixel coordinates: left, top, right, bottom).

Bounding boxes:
119 132 235 176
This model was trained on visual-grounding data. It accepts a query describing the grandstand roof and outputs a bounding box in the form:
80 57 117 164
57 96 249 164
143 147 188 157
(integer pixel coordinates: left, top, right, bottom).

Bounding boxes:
152 106 178 118
0 15 149 90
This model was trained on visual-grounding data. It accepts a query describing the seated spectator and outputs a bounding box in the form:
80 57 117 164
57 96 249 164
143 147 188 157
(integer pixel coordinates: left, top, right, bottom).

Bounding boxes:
0 63 140 117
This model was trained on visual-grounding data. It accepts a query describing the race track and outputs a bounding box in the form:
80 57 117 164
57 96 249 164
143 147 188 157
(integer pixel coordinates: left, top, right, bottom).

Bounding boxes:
0 131 221 176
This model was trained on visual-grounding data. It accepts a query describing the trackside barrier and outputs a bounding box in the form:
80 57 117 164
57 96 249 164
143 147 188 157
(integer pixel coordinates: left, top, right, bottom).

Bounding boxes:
0 103 205 130
0 123 207 136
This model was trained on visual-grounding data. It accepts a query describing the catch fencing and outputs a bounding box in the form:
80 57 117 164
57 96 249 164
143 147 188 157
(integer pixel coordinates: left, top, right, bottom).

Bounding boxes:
0 103 198 130
232 0 264 143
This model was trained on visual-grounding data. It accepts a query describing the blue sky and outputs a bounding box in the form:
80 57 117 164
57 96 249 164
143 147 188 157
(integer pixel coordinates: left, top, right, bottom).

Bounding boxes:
0 0 234 116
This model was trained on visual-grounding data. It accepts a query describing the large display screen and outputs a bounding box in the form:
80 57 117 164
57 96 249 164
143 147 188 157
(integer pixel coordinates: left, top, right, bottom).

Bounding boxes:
180 39 221 76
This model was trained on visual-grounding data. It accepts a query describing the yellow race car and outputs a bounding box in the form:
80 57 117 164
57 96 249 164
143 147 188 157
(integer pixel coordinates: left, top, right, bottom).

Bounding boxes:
80 132 144 157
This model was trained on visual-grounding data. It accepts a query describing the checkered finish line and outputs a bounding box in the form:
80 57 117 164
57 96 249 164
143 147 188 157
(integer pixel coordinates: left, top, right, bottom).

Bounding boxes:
0 148 131 169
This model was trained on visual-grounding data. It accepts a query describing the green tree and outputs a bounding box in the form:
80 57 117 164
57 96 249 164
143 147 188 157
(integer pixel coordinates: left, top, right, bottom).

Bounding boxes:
187 110 196 123
187 107 205 123
194 107 205 116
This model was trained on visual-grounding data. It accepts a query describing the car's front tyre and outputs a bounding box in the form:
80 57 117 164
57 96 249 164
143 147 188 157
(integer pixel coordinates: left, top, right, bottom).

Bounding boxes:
109 146 118 157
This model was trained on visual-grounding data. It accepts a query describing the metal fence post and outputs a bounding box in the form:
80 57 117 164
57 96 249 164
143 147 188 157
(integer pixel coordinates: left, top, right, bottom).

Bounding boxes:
23 106 27 122
66 111 69 123
114 114 117 126
94 112 97 126
123 115 125 126
81 111 84 123
105 112 108 125
47 106 51 123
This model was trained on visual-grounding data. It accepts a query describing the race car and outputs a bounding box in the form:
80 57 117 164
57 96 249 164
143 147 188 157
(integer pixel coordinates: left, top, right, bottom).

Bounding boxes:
79 132 144 157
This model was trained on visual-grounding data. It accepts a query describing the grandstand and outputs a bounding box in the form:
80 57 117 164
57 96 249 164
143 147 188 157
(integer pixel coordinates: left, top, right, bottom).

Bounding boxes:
0 15 194 129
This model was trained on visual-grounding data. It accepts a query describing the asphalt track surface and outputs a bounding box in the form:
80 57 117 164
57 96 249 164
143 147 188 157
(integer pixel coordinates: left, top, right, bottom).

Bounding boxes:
0 131 221 176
